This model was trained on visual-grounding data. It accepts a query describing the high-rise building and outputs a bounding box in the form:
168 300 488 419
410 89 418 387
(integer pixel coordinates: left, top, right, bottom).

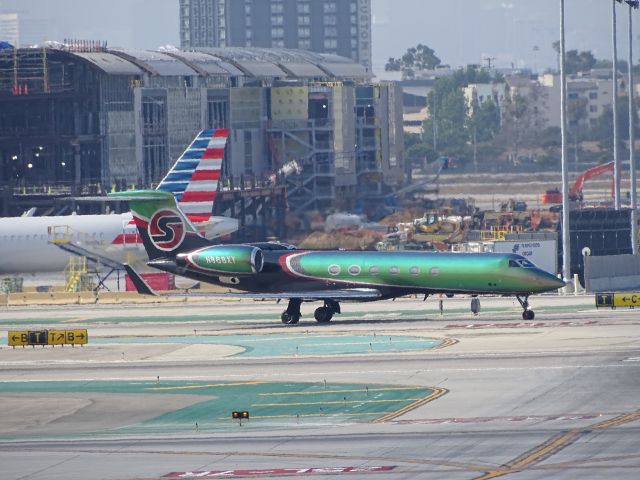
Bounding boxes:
179 0 372 71
0 13 19 47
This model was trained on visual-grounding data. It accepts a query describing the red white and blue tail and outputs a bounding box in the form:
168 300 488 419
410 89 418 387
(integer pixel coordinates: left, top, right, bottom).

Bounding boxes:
156 128 228 224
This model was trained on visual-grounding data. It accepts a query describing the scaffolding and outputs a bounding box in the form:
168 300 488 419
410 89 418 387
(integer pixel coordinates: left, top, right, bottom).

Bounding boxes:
267 119 336 213
64 256 94 292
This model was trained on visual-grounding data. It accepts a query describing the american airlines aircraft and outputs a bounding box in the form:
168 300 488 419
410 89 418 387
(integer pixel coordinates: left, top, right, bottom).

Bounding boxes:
0 129 238 274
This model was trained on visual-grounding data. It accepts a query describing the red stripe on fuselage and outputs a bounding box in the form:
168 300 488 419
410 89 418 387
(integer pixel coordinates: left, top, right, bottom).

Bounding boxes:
133 216 149 228
111 233 142 245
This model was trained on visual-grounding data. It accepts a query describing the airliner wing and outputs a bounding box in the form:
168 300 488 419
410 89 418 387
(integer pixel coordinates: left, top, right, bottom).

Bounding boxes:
124 265 381 301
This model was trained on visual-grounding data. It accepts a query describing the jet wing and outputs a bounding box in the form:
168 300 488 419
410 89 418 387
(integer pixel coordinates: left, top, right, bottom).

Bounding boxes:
124 264 381 301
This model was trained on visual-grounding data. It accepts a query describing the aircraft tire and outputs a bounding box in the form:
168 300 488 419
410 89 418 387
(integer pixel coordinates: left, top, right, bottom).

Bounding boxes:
281 312 300 325
314 307 333 323
522 310 535 320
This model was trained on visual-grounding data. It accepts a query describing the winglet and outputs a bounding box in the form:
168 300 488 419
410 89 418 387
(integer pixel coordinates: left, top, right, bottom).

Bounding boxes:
124 264 158 296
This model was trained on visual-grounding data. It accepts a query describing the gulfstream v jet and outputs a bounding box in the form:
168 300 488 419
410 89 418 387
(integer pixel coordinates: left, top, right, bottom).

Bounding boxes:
0 129 238 274
114 190 565 324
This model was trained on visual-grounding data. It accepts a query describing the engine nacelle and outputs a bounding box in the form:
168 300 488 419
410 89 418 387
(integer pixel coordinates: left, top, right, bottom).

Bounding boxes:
177 245 263 275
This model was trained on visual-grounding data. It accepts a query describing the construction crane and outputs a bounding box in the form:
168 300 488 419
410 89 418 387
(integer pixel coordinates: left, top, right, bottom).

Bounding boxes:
541 161 614 204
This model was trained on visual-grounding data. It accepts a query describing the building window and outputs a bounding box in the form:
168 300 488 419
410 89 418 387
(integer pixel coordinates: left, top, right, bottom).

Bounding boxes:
298 15 310 25
298 27 310 37
324 15 337 25
589 92 598 100
298 3 310 13
590 105 598 113
350 1 357 13
272 15 284 26
271 3 283 13
324 2 336 13
324 38 337 49
325 27 337 37
298 39 311 49
273 39 284 48
272 27 284 37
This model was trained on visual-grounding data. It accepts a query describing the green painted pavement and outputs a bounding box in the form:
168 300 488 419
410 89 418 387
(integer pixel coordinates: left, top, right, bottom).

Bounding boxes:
0 380 434 438
89 333 443 357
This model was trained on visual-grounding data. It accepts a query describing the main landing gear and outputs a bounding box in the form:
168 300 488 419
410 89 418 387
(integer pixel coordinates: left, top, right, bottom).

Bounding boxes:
314 300 341 324
516 295 535 320
281 298 302 325
280 299 341 325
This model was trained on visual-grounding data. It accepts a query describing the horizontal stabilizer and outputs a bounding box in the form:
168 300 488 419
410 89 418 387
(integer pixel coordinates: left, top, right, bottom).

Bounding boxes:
123 264 158 296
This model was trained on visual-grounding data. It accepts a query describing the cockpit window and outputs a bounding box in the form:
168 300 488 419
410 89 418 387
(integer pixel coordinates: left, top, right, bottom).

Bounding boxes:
509 258 535 268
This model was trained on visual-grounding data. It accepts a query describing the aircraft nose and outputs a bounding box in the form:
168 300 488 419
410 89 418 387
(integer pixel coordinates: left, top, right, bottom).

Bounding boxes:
538 271 565 291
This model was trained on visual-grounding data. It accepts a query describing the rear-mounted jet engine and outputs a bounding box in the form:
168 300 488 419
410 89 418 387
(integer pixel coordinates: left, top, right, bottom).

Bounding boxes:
177 245 263 275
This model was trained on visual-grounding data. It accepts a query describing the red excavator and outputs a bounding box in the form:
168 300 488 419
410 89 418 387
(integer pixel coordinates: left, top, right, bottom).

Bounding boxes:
541 161 614 204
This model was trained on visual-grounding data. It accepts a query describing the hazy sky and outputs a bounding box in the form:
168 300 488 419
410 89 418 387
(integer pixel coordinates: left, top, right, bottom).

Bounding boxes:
0 0 632 75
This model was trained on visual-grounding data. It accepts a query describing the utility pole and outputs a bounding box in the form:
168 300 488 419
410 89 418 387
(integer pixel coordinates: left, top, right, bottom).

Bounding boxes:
560 0 571 286
613 0 622 209
626 0 639 254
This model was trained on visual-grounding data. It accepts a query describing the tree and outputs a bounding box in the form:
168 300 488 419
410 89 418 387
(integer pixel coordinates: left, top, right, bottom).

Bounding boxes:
552 41 561 72
567 97 588 163
385 43 441 76
565 50 597 75
496 83 548 164
472 99 501 142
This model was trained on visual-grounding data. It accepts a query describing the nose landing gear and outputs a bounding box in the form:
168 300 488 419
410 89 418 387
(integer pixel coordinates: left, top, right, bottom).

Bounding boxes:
516 295 535 320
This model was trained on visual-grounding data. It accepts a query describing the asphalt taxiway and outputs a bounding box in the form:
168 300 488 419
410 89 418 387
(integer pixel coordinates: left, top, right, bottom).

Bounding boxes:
0 295 639 479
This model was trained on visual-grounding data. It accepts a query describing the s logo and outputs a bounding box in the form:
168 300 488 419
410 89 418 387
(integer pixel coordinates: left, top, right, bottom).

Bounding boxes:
149 209 185 251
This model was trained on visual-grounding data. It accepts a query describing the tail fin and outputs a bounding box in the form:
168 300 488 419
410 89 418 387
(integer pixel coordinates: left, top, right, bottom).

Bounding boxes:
109 190 210 260
156 128 228 224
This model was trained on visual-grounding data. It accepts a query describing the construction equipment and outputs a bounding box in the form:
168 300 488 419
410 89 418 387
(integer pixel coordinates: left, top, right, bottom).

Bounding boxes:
541 162 614 204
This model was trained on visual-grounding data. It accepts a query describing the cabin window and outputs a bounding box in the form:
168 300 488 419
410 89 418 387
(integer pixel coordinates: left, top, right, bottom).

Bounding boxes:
389 266 400 275
328 264 341 275
429 267 440 276
518 259 535 268
510 259 535 268
409 266 420 275
348 265 361 276
369 266 380 274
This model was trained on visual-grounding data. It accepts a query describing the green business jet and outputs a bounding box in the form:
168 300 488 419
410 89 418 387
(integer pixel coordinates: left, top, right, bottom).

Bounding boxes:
111 190 565 324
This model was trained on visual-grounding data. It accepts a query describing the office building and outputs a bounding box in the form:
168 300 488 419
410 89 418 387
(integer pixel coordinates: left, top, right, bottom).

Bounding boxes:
180 0 372 72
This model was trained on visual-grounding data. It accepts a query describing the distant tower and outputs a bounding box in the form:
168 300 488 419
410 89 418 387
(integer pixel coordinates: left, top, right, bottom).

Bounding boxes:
179 0 372 71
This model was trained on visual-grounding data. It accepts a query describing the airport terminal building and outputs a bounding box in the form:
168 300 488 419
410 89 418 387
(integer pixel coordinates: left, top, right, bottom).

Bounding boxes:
0 45 403 213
